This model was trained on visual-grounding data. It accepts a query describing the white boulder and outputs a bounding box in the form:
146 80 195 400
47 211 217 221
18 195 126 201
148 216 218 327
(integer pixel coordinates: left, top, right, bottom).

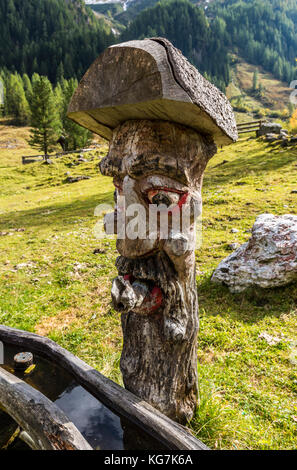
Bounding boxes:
211 214 297 292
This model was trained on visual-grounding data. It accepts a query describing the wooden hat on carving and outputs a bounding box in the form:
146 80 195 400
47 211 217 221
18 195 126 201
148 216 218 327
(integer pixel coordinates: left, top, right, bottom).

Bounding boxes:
67 38 238 145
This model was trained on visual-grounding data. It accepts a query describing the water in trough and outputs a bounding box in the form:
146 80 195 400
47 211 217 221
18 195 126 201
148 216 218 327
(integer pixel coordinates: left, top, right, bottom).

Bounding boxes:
0 344 166 450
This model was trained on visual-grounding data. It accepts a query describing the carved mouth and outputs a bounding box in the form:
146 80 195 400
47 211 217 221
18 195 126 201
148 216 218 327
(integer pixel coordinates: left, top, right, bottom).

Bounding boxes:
111 273 162 314
111 254 170 314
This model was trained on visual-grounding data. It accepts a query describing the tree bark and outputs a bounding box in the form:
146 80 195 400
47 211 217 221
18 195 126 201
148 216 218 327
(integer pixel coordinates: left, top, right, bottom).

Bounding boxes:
100 119 217 424
120 257 199 424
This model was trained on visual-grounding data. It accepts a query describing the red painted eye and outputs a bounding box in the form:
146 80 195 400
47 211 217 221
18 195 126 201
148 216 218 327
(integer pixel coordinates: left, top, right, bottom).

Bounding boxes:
147 189 180 207
113 178 123 194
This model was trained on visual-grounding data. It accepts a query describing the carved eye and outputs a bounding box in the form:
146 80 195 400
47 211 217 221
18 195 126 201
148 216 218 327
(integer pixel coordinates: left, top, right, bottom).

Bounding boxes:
113 178 123 194
147 189 181 207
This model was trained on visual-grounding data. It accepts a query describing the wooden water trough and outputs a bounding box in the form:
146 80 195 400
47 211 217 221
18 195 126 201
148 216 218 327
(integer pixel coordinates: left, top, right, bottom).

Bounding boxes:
0 325 208 451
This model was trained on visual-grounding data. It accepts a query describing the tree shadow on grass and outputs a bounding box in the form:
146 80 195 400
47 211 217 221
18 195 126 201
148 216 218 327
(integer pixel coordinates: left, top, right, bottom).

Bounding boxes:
0 190 114 231
197 275 297 324
204 143 297 188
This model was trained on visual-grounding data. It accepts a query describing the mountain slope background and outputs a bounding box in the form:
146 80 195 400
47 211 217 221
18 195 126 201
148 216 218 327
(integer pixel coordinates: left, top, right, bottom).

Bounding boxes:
0 0 115 82
87 0 297 112
1 120 297 450
0 0 296 111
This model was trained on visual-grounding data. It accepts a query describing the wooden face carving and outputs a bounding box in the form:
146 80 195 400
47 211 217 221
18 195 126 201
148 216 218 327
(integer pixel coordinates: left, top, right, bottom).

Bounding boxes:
110 174 200 316
99 120 213 317
99 119 216 423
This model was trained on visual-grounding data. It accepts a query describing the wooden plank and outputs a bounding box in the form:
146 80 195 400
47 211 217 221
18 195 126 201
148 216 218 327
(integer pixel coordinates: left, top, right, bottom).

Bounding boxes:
0 367 92 450
237 120 266 127
22 148 96 164
0 325 208 450
237 124 261 131
238 128 260 133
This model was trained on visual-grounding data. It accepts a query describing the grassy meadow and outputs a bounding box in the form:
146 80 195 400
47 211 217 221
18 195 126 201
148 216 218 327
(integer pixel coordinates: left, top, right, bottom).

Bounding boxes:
0 122 297 450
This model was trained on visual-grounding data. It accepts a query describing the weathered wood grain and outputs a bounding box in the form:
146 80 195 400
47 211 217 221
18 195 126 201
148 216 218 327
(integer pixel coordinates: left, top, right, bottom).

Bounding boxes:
0 325 208 450
100 120 212 423
68 38 237 145
0 366 92 450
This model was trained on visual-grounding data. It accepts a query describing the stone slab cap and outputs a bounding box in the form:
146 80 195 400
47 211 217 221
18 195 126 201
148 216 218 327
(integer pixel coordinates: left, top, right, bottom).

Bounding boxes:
67 37 238 145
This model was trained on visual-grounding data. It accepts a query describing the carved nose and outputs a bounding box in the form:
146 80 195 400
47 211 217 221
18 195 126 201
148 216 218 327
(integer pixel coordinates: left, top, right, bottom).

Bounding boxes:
104 212 117 235
111 276 149 312
165 232 189 256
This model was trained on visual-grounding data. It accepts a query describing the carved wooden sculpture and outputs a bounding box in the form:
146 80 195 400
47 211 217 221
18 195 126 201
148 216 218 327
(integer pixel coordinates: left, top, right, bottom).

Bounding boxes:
68 38 237 424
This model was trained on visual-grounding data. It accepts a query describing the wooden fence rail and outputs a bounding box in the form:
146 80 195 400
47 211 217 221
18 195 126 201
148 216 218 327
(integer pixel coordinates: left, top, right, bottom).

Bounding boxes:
237 119 267 135
22 147 96 164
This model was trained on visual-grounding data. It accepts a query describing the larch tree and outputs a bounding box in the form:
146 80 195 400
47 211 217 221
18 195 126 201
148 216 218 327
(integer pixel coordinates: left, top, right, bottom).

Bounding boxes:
28 76 61 157
61 78 92 151
5 73 30 125
290 108 297 134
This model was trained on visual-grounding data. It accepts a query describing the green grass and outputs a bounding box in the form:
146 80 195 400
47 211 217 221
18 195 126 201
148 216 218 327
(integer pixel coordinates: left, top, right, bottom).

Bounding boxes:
0 125 297 449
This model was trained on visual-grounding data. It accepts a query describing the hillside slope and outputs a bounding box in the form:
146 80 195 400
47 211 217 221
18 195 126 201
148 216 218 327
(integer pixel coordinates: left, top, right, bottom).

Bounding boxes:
0 0 115 82
88 0 297 104
1 124 297 449
227 56 292 118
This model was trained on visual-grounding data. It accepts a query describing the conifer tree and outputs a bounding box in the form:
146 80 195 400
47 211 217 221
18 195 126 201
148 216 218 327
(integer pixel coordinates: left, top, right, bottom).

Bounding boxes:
5 73 30 124
28 76 61 156
22 73 33 104
290 108 297 134
60 78 92 150
252 69 259 91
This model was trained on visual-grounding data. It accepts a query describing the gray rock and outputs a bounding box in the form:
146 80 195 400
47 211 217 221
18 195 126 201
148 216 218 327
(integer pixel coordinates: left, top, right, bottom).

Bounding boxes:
227 243 240 250
256 122 282 137
212 214 297 292
265 133 279 142
66 175 91 183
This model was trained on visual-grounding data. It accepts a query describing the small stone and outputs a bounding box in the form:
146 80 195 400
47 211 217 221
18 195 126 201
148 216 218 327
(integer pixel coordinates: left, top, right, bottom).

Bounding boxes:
227 243 240 250
66 175 91 183
258 332 282 346
265 133 279 143
15 262 35 270
231 228 239 233
93 248 106 254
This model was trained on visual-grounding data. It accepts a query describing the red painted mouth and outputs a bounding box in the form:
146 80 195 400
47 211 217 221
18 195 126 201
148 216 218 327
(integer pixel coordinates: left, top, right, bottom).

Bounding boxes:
124 274 163 313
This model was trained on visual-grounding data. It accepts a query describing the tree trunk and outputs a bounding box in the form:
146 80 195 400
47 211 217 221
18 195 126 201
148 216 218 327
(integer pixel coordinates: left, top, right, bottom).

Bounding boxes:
100 119 217 424
120 258 199 424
